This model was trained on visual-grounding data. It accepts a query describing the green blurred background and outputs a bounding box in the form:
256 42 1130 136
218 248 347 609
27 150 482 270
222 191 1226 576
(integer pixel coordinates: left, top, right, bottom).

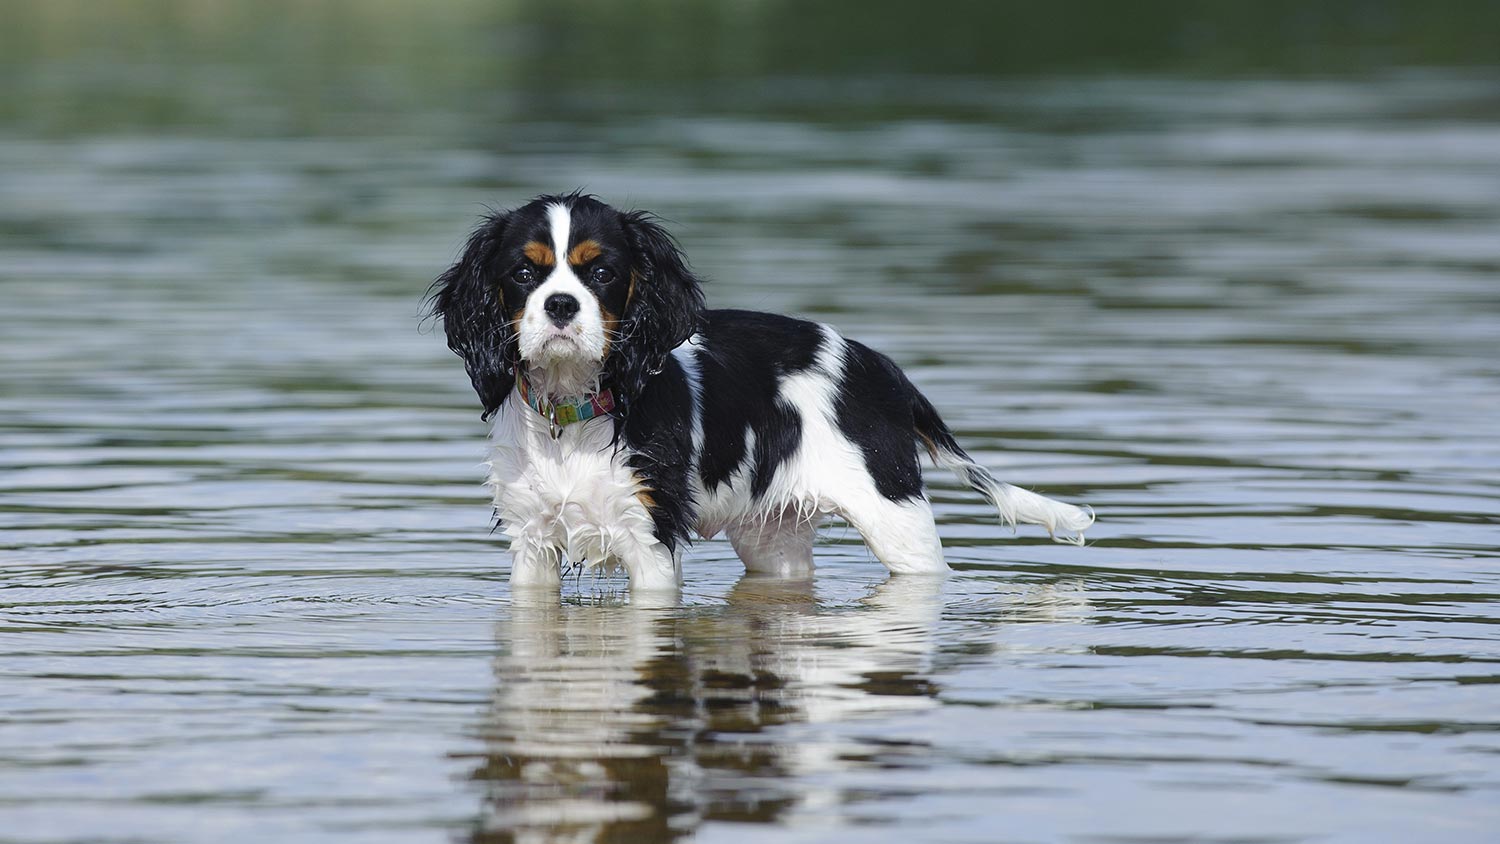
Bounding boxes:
5 0 1499 136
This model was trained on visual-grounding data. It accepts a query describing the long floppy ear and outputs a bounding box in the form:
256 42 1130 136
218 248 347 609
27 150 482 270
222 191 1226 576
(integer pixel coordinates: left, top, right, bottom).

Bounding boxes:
608 210 706 402
428 213 515 420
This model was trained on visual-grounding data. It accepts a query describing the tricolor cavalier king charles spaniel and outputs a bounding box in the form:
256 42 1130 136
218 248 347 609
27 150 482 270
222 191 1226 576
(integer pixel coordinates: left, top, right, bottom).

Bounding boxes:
431 193 1093 591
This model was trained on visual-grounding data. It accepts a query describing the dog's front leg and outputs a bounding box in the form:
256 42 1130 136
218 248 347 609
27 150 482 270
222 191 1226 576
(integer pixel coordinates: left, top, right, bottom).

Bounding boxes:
613 541 681 593
508 540 562 587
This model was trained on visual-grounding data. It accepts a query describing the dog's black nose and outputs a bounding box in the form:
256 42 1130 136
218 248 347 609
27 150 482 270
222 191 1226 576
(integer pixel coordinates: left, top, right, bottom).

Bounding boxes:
543 293 580 326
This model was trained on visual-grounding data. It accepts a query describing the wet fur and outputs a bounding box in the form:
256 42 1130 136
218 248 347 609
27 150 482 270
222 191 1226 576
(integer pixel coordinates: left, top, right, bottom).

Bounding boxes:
430 193 1092 589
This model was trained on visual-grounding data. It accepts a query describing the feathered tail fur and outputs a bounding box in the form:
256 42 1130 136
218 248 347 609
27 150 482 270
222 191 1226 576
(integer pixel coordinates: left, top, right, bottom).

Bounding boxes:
910 385 1094 545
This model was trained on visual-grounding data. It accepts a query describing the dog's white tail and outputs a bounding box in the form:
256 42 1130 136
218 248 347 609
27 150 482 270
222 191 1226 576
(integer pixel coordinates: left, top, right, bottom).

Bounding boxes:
934 450 1094 545
909 381 1094 545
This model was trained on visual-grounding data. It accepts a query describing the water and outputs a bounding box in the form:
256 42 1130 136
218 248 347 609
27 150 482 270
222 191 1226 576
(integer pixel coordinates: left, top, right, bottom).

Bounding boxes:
3 6 1500 842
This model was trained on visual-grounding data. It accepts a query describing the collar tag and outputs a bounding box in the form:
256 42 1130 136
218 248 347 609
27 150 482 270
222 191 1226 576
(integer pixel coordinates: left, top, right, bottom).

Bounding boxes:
518 377 616 435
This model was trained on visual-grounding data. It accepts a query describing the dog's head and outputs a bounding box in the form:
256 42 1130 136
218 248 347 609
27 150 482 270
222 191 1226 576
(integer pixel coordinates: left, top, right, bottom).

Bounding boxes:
429 194 704 419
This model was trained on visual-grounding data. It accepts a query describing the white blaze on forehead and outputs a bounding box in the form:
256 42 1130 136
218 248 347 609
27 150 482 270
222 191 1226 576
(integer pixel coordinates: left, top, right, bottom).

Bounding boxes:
519 200 606 397
546 202 572 264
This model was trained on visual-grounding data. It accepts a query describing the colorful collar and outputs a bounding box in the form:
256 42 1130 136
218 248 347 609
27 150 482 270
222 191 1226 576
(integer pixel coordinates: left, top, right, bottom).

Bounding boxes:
516 376 616 435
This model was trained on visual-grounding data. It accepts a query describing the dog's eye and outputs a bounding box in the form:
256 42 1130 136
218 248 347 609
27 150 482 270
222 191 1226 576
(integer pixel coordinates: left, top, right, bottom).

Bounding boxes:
589 266 615 284
513 267 536 285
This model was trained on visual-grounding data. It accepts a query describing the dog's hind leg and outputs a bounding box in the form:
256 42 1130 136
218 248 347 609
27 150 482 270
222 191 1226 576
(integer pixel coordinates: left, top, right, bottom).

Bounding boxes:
836 490 948 575
727 512 818 578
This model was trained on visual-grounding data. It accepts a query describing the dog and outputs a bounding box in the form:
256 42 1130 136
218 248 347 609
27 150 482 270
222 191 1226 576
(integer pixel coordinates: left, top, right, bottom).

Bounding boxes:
430 193 1093 590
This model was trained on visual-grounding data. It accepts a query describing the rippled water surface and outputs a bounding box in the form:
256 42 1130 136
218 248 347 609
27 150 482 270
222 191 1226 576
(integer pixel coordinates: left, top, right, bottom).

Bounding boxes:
3 9 1500 842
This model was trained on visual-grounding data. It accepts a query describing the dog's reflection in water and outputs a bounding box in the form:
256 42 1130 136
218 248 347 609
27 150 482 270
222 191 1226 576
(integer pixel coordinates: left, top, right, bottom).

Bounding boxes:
463 573 948 843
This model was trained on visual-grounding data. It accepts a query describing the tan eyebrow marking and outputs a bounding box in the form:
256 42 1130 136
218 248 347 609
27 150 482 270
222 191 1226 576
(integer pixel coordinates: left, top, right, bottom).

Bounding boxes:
567 239 602 266
522 241 555 266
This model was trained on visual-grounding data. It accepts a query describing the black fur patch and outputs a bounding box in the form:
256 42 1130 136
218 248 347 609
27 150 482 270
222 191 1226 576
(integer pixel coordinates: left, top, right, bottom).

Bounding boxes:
835 339 926 501
618 353 696 553
428 212 516 419
693 310 822 496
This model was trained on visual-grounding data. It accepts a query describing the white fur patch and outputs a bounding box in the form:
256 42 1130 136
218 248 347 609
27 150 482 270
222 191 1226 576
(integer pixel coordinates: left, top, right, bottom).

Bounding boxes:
488 390 678 590
546 202 571 265
517 202 607 398
672 336 705 455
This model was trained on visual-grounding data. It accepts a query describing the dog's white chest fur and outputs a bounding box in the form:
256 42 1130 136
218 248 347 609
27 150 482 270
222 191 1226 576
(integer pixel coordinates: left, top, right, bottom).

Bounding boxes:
486 393 678 587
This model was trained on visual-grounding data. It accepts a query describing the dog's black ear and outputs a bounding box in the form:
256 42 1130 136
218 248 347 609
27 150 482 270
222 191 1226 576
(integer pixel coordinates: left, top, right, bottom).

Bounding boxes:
428 212 515 420
609 210 706 402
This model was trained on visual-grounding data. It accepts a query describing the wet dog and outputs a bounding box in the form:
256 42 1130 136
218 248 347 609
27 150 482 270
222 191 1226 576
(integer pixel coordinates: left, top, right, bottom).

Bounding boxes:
430 193 1092 590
